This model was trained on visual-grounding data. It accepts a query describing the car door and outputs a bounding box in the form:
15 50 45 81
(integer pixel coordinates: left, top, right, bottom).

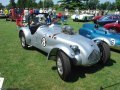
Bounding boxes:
31 26 48 51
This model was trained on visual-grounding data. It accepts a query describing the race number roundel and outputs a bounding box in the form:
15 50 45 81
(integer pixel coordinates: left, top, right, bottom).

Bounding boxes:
41 37 47 47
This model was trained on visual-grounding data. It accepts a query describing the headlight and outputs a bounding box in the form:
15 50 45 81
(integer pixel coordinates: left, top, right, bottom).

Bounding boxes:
110 38 115 46
70 45 80 54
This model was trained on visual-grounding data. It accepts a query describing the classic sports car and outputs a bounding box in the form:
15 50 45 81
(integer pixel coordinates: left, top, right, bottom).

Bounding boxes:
18 13 110 81
104 20 120 33
97 14 120 26
71 14 94 22
79 23 120 47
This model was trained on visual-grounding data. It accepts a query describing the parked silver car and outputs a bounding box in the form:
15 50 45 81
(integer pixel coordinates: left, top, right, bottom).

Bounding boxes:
18 13 110 81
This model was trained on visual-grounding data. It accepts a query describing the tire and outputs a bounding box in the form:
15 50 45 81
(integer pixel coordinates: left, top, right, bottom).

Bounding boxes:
56 50 71 81
73 19 75 22
98 41 110 64
84 17 87 22
19 32 29 49
75 18 78 22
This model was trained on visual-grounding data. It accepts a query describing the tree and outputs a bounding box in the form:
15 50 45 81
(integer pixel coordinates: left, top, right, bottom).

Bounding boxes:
16 0 23 8
25 0 37 8
87 0 100 10
0 3 4 9
44 0 54 8
116 0 120 10
110 2 116 10
38 0 43 8
59 0 83 10
99 1 111 10
10 0 16 8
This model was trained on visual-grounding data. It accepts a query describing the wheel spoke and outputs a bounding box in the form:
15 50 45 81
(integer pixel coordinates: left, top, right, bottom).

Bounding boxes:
57 57 63 75
21 36 25 47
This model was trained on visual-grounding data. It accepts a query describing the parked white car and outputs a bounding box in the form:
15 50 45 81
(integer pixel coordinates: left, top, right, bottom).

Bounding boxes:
71 14 94 22
0 10 6 18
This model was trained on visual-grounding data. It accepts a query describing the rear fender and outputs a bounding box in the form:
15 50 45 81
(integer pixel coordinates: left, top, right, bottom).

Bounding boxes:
19 27 31 45
47 45 75 60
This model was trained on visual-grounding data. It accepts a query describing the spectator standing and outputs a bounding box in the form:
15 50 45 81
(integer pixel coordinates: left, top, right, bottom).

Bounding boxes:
52 8 56 19
30 8 33 14
39 8 43 13
75 8 79 15
23 8 29 22
4 8 9 16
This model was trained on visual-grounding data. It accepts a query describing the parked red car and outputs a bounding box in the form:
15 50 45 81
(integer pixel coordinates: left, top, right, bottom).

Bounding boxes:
104 21 120 33
93 15 103 23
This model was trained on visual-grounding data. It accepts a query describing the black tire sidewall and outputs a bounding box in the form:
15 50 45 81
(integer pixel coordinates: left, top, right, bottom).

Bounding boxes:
98 42 110 64
56 50 71 81
20 32 28 49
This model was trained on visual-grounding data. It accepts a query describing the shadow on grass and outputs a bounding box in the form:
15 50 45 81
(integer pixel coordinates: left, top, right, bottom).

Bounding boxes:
0 17 6 19
6 88 19 90
111 48 120 53
52 59 116 82
25 47 48 56
24 47 116 82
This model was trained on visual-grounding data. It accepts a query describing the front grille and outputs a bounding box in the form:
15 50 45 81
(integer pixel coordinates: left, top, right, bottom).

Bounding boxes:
88 50 100 62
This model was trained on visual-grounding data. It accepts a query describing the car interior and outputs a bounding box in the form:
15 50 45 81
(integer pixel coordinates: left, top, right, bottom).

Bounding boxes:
28 14 47 34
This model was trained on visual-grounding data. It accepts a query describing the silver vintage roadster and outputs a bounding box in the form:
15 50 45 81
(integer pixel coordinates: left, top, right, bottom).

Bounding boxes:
18 13 110 81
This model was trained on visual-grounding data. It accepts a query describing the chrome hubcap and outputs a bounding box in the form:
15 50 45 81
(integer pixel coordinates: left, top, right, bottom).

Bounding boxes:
21 36 25 47
57 57 63 75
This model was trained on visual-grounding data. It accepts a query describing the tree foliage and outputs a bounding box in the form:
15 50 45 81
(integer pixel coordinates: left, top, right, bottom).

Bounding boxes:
59 0 100 10
116 0 120 10
59 0 83 10
38 0 43 8
98 1 116 10
8 0 54 9
8 0 16 8
44 0 54 8
0 3 4 9
4 0 117 11
16 0 27 8
58 0 117 10
87 0 99 9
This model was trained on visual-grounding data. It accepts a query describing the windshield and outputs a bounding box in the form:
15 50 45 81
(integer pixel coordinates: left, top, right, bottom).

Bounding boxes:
100 15 120 21
29 14 46 26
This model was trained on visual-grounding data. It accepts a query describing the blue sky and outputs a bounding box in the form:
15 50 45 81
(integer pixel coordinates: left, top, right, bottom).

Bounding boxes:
0 0 115 6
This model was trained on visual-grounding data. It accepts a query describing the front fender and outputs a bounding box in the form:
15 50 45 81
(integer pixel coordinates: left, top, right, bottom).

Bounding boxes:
93 37 111 46
19 27 31 45
47 44 75 60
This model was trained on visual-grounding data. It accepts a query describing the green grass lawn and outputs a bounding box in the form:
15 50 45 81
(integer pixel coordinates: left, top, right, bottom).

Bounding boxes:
0 19 120 90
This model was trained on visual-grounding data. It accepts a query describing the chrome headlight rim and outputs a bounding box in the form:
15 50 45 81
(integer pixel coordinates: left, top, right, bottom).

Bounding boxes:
70 45 79 51
70 45 80 55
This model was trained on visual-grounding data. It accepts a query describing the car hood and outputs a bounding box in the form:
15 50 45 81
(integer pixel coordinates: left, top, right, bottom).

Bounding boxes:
57 34 99 53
